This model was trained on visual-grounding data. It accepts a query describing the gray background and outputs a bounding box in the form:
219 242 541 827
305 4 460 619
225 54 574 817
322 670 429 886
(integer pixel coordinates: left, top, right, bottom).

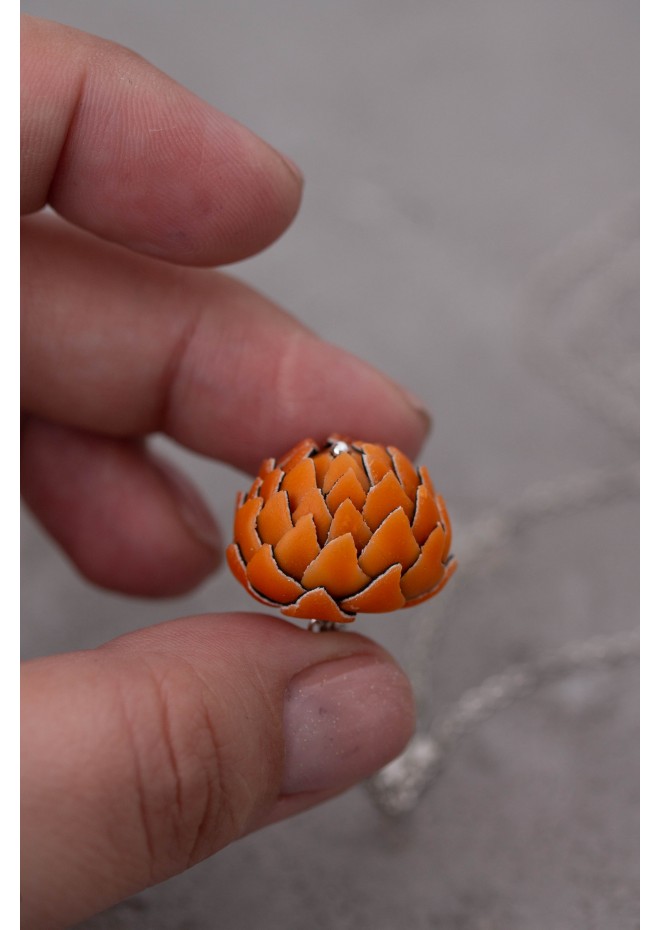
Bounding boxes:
21 2 639 928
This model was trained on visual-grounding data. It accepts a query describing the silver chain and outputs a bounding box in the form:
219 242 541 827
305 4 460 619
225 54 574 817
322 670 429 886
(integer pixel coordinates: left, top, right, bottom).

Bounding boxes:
366 200 639 816
407 462 639 726
367 629 639 816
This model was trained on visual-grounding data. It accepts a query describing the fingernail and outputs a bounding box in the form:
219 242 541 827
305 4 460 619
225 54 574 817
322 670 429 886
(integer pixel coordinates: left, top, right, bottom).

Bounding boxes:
155 459 222 553
274 148 304 186
396 385 433 436
281 655 415 795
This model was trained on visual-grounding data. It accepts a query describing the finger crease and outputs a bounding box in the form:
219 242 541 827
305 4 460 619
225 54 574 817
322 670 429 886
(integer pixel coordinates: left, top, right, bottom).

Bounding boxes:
115 685 158 874
186 700 227 867
157 684 186 835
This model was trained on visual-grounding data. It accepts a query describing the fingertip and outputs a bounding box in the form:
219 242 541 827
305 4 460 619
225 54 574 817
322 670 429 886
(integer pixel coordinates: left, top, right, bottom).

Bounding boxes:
149 454 223 554
21 15 304 265
220 331 433 472
280 652 415 795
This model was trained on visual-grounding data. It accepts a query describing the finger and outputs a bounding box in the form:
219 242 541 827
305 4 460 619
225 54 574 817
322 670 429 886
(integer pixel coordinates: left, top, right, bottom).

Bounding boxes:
21 613 415 929
21 15 303 266
21 216 430 473
21 418 222 596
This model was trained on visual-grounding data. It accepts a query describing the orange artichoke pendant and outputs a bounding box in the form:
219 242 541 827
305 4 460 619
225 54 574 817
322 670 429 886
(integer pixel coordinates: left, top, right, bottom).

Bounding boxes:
226 437 456 624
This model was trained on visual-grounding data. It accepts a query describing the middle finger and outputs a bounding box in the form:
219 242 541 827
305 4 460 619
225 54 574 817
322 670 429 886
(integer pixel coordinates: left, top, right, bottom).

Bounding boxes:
21 214 429 474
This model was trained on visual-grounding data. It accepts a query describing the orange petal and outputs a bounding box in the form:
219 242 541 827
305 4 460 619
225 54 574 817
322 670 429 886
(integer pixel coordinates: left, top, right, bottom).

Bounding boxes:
358 507 421 576
258 457 276 479
327 498 372 552
313 449 333 487
234 496 264 563
324 468 368 515
273 513 320 581
256 490 294 546
340 564 405 613
278 438 318 473
321 452 351 492
361 470 414 531
419 464 436 497
228 543 282 607
281 588 356 624
404 557 457 608
260 467 284 501
411 484 442 546
247 476 263 500
355 442 394 485
388 446 420 501
281 457 318 512
350 450 371 489
301 533 371 599
246 544 304 604
226 542 249 592
292 488 332 545
400 524 447 600
322 452 370 494
437 493 453 560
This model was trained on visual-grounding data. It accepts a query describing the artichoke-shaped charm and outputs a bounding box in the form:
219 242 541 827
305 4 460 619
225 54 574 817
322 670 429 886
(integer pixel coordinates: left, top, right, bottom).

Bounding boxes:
226 437 456 624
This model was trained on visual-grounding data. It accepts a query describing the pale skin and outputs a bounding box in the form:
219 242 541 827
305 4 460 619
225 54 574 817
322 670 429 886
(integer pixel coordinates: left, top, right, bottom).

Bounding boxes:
21 16 430 928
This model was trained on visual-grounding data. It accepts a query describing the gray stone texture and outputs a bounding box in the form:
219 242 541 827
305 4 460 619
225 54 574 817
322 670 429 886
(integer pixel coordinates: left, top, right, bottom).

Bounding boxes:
21 2 638 927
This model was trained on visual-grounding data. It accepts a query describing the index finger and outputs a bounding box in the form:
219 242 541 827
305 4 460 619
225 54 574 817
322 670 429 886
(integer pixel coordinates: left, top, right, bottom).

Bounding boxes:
21 15 303 266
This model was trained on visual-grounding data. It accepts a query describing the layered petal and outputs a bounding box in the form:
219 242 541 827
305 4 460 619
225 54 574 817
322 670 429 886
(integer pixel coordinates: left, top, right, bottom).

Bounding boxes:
327 498 372 552
362 470 414 531
436 493 453 560
278 438 318 473
273 513 320 581
388 446 419 501
234 496 263 563
324 469 367 515
358 507 420 577
281 457 317 512
256 490 293 546
246 543 305 604
400 524 447 600
356 441 393 485
292 487 332 545
411 484 442 546
259 467 284 501
301 533 370 599
281 587 355 624
226 436 455 622
322 451 370 494
340 564 405 613
404 557 457 608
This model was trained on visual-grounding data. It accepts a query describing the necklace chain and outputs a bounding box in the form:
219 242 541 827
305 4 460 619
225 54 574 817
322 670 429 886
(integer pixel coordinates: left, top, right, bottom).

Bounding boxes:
368 629 639 816
367 201 639 816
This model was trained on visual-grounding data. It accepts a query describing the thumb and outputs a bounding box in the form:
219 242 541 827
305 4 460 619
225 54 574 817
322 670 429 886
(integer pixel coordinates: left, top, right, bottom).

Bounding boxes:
21 613 414 929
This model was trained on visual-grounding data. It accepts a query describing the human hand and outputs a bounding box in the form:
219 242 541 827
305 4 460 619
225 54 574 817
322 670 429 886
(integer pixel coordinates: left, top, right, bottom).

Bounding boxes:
21 16 429 928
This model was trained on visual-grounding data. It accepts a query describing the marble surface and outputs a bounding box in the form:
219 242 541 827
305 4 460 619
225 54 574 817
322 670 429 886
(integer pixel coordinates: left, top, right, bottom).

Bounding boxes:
21 2 639 927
